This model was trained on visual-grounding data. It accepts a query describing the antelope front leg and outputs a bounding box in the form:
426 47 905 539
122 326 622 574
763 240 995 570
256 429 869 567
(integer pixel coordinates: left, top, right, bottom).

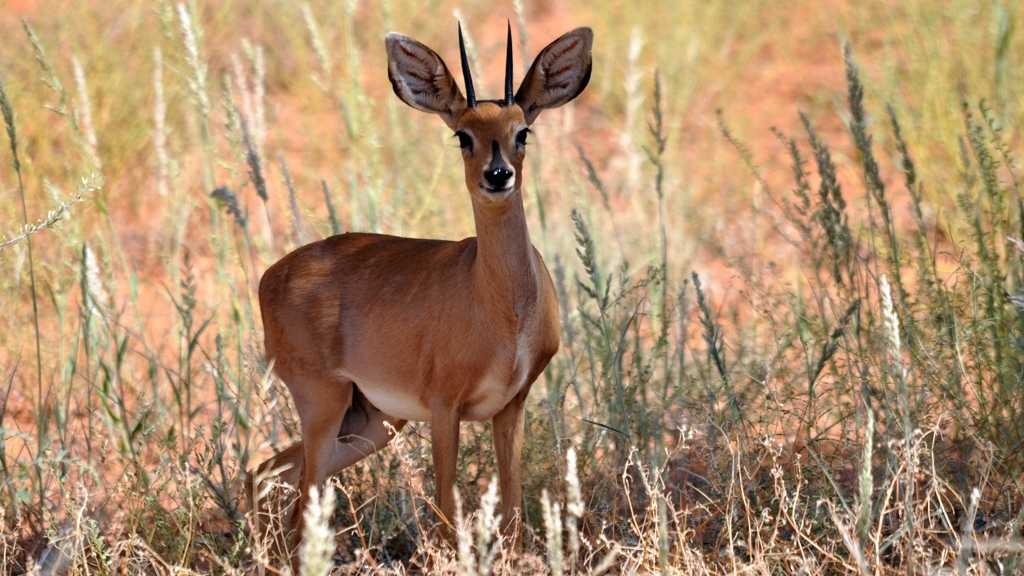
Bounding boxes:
492 393 526 534
286 379 353 564
430 404 461 537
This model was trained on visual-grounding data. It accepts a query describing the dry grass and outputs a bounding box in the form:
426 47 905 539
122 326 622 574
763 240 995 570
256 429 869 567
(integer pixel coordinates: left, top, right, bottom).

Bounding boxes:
1 1 1023 574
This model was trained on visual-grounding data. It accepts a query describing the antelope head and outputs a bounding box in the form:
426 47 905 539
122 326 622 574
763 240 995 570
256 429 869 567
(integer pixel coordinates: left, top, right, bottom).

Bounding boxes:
386 23 593 206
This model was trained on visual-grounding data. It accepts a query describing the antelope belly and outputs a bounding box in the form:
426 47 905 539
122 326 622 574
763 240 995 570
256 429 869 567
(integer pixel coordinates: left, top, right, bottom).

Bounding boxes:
463 359 529 421
350 379 432 421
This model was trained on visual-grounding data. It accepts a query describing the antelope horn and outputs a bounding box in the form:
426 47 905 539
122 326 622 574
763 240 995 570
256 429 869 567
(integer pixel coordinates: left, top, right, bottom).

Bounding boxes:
505 20 514 105
458 22 476 107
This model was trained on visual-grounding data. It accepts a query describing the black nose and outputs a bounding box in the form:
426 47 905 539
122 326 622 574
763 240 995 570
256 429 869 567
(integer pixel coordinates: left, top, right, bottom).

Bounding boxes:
484 166 514 189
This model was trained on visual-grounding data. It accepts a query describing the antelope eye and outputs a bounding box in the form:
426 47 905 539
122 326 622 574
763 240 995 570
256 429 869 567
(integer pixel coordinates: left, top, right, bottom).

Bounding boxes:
454 130 473 152
515 128 530 148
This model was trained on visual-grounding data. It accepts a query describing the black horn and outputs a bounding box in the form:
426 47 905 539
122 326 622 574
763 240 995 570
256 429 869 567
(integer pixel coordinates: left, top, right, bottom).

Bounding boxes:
504 21 514 105
458 22 476 107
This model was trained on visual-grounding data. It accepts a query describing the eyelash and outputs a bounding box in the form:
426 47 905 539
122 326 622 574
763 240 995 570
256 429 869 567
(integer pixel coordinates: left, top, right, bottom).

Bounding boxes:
516 128 531 147
454 131 473 152
452 129 530 151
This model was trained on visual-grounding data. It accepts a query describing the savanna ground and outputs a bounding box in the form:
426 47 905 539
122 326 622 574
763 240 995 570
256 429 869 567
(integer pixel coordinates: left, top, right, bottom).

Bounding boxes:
1 0 1023 573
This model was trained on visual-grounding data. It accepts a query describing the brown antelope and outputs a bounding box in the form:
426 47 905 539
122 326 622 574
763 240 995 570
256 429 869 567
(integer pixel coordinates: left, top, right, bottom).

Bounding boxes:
251 22 593 547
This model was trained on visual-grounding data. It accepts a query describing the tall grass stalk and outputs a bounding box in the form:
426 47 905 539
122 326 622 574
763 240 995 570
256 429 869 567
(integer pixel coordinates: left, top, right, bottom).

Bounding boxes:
176 2 214 192
0 77 46 530
541 489 564 576
79 243 109 458
71 56 99 171
692 272 737 428
800 111 852 286
301 3 333 92
880 274 915 568
153 47 170 198
645 71 671 408
565 447 583 568
0 365 18 522
845 44 909 329
621 27 645 192
280 155 311 246
512 0 529 62
475 477 501 576
454 490 476 575
299 485 336 576
21 19 70 119
322 180 342 236
243 40 267 158
856 400 875 545
230 75 274 254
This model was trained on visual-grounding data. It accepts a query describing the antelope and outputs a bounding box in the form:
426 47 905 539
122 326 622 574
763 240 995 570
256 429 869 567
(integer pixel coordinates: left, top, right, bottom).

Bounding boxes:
251 22 593 548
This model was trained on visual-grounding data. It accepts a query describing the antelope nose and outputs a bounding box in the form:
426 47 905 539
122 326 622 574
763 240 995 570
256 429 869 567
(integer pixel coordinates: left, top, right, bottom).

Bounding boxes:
484 166 514 189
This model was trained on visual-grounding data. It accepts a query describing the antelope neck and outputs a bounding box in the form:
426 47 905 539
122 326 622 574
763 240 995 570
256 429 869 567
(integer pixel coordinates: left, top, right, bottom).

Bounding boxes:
470 192 538 317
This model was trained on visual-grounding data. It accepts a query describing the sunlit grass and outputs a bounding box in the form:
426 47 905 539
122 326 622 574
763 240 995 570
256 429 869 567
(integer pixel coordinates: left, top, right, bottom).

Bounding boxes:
1 0 1023 573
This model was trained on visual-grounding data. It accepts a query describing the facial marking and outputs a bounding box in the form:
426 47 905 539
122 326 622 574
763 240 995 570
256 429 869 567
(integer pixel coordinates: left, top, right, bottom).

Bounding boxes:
453 103 527 199
483 140 514 192
489 140 506 167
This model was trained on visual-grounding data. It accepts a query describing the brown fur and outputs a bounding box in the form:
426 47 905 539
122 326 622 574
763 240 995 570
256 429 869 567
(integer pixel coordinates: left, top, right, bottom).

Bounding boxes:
251 27 592 562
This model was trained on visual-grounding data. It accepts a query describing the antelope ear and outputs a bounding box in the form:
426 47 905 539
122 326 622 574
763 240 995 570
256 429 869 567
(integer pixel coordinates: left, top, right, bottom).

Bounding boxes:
515 27 593 124
385 33 466 128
